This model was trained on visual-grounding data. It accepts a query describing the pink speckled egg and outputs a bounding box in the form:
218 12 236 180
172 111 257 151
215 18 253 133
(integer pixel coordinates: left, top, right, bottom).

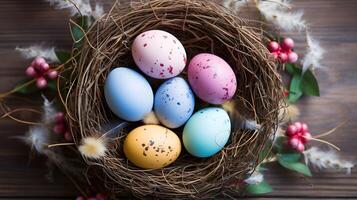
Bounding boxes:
132 30 187 79
188 53 237 104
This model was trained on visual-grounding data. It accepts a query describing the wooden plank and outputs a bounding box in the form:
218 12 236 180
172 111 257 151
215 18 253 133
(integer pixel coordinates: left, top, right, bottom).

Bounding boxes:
0 0 356 199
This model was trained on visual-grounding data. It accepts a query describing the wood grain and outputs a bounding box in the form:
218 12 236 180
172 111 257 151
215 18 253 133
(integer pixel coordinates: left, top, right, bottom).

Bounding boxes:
0 0 356 199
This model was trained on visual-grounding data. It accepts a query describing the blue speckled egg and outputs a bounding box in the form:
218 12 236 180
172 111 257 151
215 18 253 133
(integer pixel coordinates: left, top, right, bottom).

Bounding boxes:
104 67 154 121
154 77 195 128
183 107 231 157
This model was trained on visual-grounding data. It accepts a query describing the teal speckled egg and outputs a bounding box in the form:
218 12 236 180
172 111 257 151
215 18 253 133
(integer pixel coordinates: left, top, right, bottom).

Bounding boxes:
182 107 231 157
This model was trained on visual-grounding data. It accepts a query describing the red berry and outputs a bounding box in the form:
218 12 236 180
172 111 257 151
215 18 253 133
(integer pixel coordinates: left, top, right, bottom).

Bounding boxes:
301 123 309 133
36 77 47 89
64 131 73 141
272 52 279 59
87 198 97 200
75 197 85 200
294 122 303 132
296 142 305 152
55 112 65 123
286 124 298 136
268 41 280 52
282 38 294 50
278 52 288 63
26 66 37 77
34 57 46 66
301 132 311 144
40 62 50 72
53 124 65 134
47 70 58 79
288 51 298 63
289 136 300 149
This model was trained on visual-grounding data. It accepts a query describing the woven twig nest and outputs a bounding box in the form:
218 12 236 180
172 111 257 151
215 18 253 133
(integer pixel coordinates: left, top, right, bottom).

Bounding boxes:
63 0 283 198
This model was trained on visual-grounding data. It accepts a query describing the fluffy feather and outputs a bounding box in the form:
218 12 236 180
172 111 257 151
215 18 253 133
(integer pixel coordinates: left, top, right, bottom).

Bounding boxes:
303 147 354 174
223 0 248 12
15 45 59 63
279 103 300 123
244 170 264 184
92 3 104 19
302 32 325 72
42 95 57 124
21 125 51 154
142 111 160 125
45 0 104 19
242 119 261 130
257 0 306 32
78 137 107 159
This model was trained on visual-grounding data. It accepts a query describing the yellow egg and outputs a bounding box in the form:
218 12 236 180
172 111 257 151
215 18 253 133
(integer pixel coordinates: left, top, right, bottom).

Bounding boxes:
123 125 181 169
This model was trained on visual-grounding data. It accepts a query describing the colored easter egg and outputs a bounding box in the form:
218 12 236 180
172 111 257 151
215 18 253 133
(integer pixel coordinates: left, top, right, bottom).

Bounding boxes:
182 107 231 157
154 77 195 128
104 67 153 121
124 125 181 169
188 53 237 104
132 30 187 79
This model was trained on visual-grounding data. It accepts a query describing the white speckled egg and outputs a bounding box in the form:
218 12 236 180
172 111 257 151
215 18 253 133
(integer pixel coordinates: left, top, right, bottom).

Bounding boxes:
132 30 187 79
154 77 195 128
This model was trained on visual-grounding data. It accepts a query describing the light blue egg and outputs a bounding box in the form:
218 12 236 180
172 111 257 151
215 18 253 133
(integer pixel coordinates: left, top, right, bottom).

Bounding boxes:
104 67 154 121
183 107 231 157
154 77 195 128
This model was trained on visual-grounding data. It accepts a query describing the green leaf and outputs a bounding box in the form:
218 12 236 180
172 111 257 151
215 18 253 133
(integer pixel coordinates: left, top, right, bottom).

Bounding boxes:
245 181 273 195
278 153 301 163
288 74 303 103
47 80 57 91
258 141 273 163
285 63 301 75
278 158 312 176
70 16 90 49
14 79 38 94
55 51 71 63
301 70 320 96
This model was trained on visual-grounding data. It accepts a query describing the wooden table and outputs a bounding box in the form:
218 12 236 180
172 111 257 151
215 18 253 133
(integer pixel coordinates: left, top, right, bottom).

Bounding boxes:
0 0 356 199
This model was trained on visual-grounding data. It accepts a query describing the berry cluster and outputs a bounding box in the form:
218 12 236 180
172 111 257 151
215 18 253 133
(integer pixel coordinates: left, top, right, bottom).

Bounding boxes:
53 112 73 141
25 57 58 89
285 122 311 152
76 193 106 200
268 38 298 63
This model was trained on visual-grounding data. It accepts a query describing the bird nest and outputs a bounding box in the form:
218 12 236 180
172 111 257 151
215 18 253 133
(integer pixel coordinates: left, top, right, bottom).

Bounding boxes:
62 0 283 198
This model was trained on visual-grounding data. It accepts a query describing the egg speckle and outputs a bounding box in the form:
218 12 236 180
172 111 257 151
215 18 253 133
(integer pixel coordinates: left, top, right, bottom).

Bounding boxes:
188 53 237 104
132 30 187 79
154 77 195 128
124 125 181 169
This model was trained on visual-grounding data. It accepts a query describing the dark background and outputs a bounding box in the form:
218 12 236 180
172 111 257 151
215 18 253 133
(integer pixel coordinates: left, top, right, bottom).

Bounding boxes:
0 0 356 199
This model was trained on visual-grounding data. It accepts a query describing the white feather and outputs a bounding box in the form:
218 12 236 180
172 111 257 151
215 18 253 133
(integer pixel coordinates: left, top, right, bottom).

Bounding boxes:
21 125 51 154
242 119 261 130
244 170 264 184
45 0 104 19
303 147 354 174
223 0 248 12
257 0 306 32
42 95 57 124
302 32 325 72
15 46 59 63
92 3 104 19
